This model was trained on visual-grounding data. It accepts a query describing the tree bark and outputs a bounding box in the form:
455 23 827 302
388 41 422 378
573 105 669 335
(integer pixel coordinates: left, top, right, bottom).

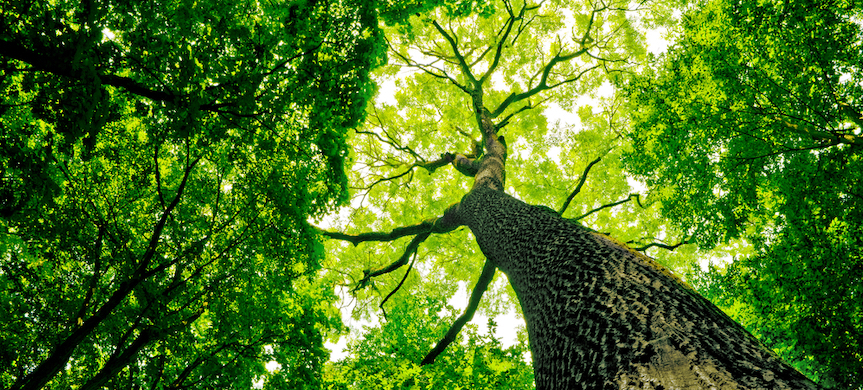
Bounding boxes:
455 186 821 389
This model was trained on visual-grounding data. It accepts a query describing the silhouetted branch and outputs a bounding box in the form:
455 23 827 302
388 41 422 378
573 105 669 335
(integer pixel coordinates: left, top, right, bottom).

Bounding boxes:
431 20 478 87
386 37 471 94
421 259 497 365
574 193 642 221
559 156 602 216
379 251 418 321
489 45 589 118
495 96 549 130
633 237 692 252
10 155 201 390
355 145 483 192
317 220 438 246
354 232 430 292
478 0 538 86
0 41 196 111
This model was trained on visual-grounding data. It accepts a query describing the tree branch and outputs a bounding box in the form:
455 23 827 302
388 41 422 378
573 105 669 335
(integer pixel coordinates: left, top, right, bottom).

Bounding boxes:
421 258 497 365
574 193 642 221
450 152 480 177
317 202 464 247
431 20 478 87
495 96 549 130
633 237 691 252
354 231 430 292
387 39 471 94
559 156 602 216
317 219 435 246
354 141 484 192
478 0 533 86
11 155 201 390
73 224 106 327
379 251 417 321
0 37 311 115
489 47 589 118
782 120 861 147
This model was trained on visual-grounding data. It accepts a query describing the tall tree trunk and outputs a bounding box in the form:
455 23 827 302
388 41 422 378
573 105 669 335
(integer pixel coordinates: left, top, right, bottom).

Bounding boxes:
456 186 821 389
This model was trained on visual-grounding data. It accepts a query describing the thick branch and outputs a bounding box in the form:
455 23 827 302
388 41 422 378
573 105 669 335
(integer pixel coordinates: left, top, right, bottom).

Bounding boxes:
489 49 589 118
79 308 204 390
839 101 863 130
317 220 436 246
321 205 463 292
318 202 463 247
782 120 861 147
356 146 482 192
0 39 179 102
495 97 549 130
421 259 497 366
0 39 295 113
354 232 430 292
451 153 480 177
559 156 602 216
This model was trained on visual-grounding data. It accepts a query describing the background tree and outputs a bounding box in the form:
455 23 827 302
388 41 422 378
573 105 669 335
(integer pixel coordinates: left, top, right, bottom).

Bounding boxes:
323 293 534 389
622 0 862 386
0 0 386 388
317 0 824 387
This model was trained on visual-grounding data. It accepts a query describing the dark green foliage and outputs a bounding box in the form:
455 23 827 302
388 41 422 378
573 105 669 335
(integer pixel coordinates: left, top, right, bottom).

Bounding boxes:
624 0 863 386
0 0 386 388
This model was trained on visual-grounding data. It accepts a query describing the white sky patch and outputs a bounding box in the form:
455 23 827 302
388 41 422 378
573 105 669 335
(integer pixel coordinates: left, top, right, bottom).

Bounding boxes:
514 135 533 160
450 281 523 348
325 285 378 361
491 70 508 92
377 77 399 106
101 28 115 41
626 176 648 194
547 145 562 162
645 28 670 55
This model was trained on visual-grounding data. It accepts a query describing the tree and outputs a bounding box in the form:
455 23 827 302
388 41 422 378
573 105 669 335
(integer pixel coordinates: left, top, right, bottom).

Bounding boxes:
3 0 849 388
0 0 386 388
622 0 862 386
317 0 826 388
323 293 535 389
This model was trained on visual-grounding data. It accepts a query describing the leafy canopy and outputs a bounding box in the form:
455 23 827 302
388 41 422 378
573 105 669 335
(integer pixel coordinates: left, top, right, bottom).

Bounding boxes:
317 0 713 386
0 0 386 388
622 0 863 386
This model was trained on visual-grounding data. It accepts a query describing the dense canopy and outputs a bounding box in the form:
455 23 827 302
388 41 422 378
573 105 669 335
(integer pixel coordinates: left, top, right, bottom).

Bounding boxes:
2 0 861 388
624 0 862 385
1 0 384 388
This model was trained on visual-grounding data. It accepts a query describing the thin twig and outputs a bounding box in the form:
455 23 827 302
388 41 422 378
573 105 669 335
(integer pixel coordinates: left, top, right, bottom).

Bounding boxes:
574 193 641 221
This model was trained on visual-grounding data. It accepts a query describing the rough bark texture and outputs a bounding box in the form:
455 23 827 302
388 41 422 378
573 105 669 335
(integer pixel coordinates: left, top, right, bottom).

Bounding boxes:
456 186 821 390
